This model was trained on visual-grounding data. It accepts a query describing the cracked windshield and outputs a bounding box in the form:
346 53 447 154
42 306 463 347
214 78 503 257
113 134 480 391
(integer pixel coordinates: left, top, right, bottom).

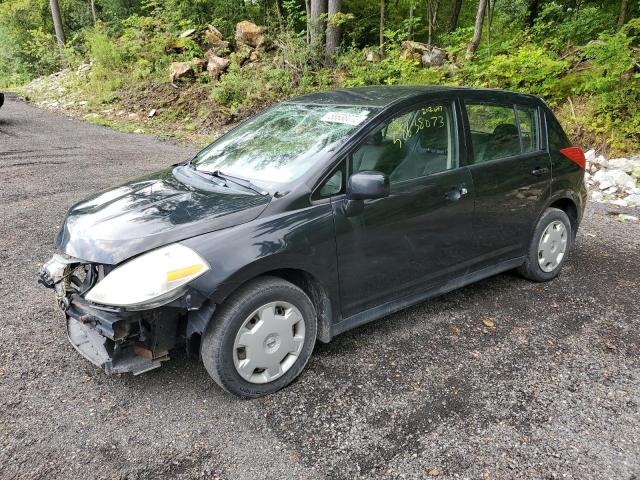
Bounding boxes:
192 104 373 187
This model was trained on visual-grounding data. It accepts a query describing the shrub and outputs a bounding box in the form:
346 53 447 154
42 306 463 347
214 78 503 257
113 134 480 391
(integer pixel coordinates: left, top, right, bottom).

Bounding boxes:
576 19 640 152
533 4 617 52
463 44 568 104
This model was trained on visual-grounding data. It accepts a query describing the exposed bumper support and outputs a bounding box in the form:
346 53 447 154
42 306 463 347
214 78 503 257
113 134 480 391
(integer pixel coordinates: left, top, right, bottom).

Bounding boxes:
66 316 167 375
63 296 179 375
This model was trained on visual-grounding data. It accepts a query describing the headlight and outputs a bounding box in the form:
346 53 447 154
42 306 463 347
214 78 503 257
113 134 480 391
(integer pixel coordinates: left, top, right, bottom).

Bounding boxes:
85 244 209 308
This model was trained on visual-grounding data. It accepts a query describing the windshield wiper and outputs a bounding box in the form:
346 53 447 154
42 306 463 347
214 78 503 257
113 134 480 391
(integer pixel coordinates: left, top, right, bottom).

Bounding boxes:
206 170 268 196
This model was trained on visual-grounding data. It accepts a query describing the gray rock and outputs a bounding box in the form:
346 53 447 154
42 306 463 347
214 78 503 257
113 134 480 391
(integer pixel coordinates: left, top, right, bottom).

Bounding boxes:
179 28 196 38
590 191 604 202
610 199 628 207
235 20 265 48
584 149 596 162
623 194 640 206
608 157 637 173
206 55 231 79
592 169 607 183
608 169 635 187
169 62 194 84
365 51 381 62
421 48 446 67
599 180 614 191
594 154 608 167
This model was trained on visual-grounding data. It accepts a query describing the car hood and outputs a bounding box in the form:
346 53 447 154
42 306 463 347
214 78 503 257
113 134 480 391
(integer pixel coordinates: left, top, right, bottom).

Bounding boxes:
56 166 271 264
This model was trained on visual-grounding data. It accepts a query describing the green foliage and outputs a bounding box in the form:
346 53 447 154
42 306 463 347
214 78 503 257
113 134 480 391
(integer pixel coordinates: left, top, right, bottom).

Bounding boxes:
577 19 640 150
533 4 616 51
340 30 421 87
83 27 125 103
464 44 569 103
2 0 639 153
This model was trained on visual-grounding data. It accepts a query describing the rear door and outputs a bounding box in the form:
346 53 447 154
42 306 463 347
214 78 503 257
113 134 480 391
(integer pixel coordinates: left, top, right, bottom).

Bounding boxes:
461 97 551 267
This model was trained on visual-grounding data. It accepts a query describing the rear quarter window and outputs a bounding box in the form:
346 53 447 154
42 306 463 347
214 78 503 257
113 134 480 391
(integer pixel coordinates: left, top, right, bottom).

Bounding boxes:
546 113 571 151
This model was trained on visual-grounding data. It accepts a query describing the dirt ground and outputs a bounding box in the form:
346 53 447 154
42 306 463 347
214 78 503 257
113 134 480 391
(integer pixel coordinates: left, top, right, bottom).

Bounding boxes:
1 95 639 479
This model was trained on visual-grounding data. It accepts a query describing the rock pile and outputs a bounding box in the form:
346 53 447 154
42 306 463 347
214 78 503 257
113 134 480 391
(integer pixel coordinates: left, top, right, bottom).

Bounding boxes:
170 20 272 85
400 41 447 67
585 149 640 207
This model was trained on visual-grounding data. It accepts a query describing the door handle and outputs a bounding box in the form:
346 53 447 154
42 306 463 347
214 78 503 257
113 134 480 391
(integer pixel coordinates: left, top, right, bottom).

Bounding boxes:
531 167 549 177
444 186 468 201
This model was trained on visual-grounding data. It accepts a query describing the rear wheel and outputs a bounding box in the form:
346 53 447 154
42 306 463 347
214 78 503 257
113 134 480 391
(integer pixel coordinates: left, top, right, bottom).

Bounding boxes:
518 207 572 282
201 276 317 398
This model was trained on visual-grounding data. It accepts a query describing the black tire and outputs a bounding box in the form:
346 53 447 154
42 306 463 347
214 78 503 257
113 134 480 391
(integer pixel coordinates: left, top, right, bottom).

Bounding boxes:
201 276 317 398
517 207 572 282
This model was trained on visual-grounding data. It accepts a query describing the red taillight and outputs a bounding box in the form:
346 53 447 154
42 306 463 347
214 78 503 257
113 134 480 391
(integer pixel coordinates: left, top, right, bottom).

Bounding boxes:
560 146 586 170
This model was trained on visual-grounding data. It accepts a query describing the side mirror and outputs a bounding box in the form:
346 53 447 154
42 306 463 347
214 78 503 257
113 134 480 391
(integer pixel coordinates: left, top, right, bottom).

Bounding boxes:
346 171 390 201
343 171 390 217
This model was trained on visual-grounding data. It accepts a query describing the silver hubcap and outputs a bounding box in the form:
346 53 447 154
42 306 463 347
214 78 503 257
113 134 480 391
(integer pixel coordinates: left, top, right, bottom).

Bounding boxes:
233 302 305 384
538 220 568 272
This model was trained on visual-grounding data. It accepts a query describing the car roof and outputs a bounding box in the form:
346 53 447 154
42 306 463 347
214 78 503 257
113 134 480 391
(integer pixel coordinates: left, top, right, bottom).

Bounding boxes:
287 85 540 108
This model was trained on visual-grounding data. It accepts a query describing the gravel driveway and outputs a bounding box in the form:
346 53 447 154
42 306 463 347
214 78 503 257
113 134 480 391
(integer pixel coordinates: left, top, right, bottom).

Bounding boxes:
1 95 639 480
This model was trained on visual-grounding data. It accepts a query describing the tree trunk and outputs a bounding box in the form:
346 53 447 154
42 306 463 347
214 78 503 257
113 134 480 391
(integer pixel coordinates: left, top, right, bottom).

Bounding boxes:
466 0 487 57
617 0 628 28
526 0 540 28
90 0 97 24
49 0 65 48
447 0 463 32
274 0 284 30
408 2 414 40
485 0 493 53
427 0 440 46
326 0 342 56
305 0 311 43
379 0 385 56
310 0 327 50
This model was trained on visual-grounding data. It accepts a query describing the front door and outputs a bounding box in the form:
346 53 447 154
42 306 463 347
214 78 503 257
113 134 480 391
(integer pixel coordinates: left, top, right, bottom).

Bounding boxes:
462 101 551 267
331 100 476 319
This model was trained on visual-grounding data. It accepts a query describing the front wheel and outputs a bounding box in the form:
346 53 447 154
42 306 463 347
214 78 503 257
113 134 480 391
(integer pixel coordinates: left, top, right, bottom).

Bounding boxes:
517 207 572 282
200 276 317 398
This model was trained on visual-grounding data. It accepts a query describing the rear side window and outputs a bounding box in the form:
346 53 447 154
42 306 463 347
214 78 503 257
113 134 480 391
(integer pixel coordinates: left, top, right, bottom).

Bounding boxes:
465 103 541 163
466 104 521 163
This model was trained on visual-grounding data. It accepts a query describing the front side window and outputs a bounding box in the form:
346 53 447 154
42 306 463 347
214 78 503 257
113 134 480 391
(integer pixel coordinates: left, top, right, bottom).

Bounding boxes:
351 103 456 184
192 104 375 189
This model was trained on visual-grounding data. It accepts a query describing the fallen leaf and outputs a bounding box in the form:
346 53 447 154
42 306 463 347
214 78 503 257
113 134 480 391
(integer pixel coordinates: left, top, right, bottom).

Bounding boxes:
482 318 496 328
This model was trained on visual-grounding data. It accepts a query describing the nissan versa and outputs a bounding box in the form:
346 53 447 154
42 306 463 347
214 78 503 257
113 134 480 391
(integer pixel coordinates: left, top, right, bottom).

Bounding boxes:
39 86 587 397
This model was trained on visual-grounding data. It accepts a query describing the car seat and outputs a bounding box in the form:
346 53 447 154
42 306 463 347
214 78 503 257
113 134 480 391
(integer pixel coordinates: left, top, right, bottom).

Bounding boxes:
483 123 520 161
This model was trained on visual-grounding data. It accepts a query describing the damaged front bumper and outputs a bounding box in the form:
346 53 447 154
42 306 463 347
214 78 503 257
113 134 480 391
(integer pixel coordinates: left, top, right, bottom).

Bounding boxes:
39 254 212 376
64 296 176 375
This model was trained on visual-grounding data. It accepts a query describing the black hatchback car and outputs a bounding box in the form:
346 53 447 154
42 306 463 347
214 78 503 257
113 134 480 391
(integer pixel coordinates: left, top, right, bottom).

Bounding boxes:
40 86 587 397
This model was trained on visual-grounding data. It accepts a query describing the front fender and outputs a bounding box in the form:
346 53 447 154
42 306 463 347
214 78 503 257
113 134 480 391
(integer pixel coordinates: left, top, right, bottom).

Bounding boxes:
179 203 340 314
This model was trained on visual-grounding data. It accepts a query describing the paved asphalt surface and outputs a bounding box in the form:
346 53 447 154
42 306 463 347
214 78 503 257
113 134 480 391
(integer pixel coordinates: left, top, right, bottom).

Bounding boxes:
1 95 639 480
